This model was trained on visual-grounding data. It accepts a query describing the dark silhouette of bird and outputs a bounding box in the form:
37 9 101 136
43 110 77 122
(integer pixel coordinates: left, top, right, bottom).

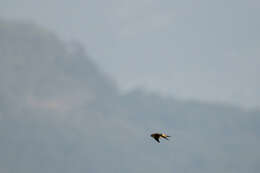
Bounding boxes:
150 133 170 143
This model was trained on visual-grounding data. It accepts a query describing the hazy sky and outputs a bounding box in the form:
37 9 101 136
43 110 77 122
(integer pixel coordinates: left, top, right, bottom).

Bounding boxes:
1 0 259 108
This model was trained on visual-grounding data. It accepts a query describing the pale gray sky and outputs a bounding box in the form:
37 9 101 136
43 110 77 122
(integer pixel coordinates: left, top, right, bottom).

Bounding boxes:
1 0 259 108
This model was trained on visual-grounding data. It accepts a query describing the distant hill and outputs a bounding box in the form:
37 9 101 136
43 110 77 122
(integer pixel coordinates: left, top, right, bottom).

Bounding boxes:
0 18 259 173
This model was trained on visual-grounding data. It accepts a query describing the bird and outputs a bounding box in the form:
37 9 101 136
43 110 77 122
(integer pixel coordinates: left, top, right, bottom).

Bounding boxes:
150 133 170 143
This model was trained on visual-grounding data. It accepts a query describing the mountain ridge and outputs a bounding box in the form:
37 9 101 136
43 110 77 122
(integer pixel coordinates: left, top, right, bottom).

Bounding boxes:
0 18 259 173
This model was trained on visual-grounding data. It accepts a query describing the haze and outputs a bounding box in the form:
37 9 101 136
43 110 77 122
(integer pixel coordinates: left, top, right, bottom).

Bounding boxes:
1 2 260 173
1 0 259 108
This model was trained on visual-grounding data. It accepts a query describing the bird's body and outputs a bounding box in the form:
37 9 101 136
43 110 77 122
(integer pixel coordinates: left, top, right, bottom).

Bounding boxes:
150 133 170 143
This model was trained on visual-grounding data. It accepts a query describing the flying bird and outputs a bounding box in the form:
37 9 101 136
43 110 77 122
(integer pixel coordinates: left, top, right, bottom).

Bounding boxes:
150 133 170 143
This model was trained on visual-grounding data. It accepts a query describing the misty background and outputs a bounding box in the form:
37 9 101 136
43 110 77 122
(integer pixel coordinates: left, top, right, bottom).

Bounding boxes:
1 0 260 108
0 1 260 173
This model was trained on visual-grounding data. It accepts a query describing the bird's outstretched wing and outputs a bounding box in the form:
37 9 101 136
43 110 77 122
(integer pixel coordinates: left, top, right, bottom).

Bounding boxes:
154 137 160 143
151 133 161 143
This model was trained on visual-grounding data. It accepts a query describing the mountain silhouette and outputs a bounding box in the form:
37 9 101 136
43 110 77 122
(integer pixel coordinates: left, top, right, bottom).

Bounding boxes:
0 18 259 173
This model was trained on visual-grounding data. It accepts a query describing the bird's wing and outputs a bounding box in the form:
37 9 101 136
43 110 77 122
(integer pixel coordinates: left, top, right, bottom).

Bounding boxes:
154 137 160 143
